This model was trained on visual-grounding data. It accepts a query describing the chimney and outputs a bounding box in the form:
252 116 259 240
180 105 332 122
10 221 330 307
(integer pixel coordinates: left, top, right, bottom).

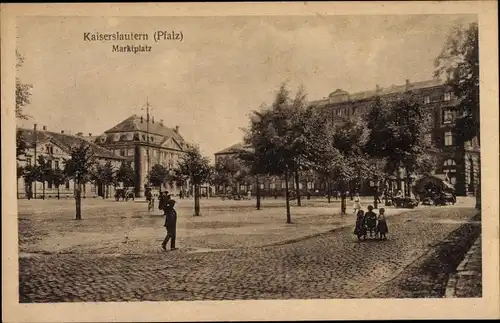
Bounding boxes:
141 116 143 123
34 124 37 131
88 133 92 137
61 130 64 134
42 126 47 131
405 79 410 90
160 119 164 126
152 116 155 124
376 84 381 93
76 132 83 137
174 125 179 133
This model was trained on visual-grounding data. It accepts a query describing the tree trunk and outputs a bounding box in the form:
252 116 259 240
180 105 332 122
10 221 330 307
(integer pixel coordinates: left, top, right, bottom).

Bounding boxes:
284 171 291 223
327 180 331 203
194 184 201 216
373 186 379 209
256 177 261 210
75 182 82 220
57 186 60 200
42 182 45 200
294 169 301 207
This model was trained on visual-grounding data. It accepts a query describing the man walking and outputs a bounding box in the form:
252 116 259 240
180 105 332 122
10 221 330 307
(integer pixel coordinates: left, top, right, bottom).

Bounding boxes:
161 195 178 251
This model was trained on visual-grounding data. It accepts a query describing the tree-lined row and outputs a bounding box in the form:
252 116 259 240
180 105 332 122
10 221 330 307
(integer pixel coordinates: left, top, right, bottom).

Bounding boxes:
17 154 135 200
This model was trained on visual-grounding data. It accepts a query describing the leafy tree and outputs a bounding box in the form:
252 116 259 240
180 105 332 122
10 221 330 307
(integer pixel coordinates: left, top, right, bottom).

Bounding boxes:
93 161 115 199
434 21 480 208
174 146 213 216
380 91 437 196
434 22 479 142
148 164 170 191
51 168 66 200
34 155 53 200
116 161 135 188
244 83 318 222
212 156 242 195
22 165 37 200
16 51 32 120
64 143 97 220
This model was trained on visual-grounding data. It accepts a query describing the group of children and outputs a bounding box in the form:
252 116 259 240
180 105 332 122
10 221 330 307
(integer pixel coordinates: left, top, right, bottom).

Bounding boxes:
354 205 389 240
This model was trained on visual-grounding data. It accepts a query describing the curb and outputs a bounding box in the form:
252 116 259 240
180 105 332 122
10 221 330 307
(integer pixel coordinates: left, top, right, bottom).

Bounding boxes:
258 208 417 248
445 235 482 298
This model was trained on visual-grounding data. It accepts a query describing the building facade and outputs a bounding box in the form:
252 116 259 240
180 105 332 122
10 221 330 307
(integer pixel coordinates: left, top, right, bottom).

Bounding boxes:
17 127 126 199
91 115 190 197
215 78 480 197
312 78 480 196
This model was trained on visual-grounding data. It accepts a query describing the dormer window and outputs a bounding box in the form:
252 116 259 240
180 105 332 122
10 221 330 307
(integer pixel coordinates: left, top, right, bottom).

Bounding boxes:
423 96 431 104
444 92 451 101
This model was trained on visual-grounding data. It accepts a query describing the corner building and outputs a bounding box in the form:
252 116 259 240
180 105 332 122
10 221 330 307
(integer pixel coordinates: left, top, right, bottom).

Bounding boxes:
92 115 190 197
311 78 480 196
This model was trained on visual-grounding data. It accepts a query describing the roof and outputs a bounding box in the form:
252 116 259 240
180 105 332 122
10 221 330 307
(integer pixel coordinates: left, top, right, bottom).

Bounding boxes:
17 128 125 160
214 142 252 155
311 78 446 106
104 115 185 143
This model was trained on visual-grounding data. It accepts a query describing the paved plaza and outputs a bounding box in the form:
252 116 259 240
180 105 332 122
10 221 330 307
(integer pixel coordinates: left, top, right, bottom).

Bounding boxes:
18 197 480 302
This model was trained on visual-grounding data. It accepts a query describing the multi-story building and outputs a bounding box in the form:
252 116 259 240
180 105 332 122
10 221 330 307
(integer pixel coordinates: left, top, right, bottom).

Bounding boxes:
17 126 126 199
91 114 190 197
215 78 480 197
312 78 480 196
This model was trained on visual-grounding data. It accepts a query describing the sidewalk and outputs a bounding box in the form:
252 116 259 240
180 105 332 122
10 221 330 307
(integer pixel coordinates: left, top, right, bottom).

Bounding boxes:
445 236 482 297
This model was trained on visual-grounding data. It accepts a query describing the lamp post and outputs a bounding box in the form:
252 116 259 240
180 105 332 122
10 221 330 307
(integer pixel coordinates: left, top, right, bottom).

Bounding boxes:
370 180 380 209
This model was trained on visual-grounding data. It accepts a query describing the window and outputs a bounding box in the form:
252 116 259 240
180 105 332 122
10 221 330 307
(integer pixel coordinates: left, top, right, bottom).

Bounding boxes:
270 183 276 189
259 183 264 189
442 109 454 124
151 136 154 142
55 160 59 169
120 149 126 156
444 159 457 167
444 92 451 101
424 96 430 104
240 185 245 192
48 180 52 189
299 183 303 189
142 135 146 141
27 158 32 166
444 132 454 146
65 180 70 189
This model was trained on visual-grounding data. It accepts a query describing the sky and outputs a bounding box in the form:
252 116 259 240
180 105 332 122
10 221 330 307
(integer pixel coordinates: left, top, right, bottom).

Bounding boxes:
16 14 477 159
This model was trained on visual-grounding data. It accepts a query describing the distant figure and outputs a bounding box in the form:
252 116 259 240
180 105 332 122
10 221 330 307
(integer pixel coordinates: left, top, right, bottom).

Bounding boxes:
179 190 184 199
336 191 340 200
377 208 389 240
353 193 362 214
161 197 178 251
145 187 153 211
364 205 378 237
247 190 251 200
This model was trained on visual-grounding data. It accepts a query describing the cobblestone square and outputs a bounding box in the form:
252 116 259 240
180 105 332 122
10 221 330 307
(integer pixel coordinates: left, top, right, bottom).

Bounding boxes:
18 197 480 302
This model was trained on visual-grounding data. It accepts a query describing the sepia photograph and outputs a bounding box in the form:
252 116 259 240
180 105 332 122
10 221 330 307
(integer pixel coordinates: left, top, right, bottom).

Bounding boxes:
2 2 499 322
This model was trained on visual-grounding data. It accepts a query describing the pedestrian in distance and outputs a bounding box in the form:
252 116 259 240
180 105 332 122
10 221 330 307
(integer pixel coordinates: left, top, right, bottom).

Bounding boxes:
161 196 178 251
353 193 362 215
145 187 154 211
364 205 378 238
377 207 389 240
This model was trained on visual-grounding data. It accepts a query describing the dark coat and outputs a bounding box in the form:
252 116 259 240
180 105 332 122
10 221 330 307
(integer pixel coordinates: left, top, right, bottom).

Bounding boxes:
164 207 177 235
